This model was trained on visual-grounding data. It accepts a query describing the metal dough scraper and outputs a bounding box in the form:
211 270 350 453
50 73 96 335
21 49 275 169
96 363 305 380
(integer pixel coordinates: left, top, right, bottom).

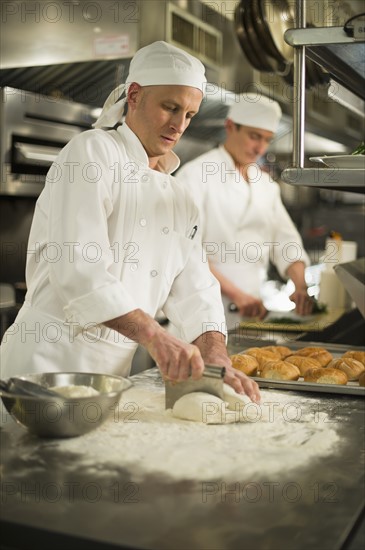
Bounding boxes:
165 365 226 409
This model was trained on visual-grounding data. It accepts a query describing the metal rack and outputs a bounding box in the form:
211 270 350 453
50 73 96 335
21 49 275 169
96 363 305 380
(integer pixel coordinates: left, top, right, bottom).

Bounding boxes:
281 1 365 193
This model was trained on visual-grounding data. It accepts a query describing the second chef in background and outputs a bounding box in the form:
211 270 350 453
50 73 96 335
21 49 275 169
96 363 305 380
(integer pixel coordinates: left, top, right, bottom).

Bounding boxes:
177 93 313 320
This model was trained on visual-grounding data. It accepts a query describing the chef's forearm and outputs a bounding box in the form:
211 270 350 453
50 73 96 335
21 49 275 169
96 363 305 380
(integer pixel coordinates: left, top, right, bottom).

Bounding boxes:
286 261 307 291
104 309 163 345
193 331 231 368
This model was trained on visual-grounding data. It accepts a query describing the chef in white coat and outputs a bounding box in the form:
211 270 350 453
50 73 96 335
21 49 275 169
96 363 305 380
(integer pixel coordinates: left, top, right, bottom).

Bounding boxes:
177 93 312 321
0 42 259 401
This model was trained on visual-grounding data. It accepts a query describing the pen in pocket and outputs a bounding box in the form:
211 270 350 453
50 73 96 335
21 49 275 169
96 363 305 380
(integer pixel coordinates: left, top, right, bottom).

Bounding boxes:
189 225 198 239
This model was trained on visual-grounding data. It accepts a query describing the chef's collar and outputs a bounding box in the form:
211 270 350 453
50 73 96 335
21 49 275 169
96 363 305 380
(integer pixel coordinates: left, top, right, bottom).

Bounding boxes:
220 144 257 183
117 123 180 174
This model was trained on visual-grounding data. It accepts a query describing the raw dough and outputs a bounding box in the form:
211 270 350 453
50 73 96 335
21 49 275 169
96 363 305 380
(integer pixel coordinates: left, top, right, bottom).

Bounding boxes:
171 383 262 424
172 392 235 424
48 385 100 398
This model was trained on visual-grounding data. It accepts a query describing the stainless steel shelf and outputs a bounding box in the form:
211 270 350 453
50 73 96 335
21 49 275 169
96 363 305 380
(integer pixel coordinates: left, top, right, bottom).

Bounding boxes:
285 27 365 99
285 26 364 46
281 168 365 194
282 14 365 193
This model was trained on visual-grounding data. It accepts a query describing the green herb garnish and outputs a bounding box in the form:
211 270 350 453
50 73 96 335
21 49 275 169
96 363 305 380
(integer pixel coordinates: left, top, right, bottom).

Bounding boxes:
268 317 302 325
352 141 365 155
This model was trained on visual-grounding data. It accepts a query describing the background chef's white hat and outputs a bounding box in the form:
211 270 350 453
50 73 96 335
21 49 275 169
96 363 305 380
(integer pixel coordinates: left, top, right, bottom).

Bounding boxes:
93 41 207 129
227 93 282 133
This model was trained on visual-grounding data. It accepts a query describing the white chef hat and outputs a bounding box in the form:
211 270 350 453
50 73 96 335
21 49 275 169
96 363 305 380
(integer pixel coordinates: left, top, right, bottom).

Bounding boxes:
93 41 207 129
227 93 282 133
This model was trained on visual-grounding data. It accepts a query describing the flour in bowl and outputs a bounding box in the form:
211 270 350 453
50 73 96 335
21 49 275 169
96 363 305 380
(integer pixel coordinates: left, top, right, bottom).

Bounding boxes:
48 385 100 398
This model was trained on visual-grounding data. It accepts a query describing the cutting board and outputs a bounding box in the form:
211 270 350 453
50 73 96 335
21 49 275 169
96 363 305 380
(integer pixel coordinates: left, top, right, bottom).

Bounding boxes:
238 308 346 332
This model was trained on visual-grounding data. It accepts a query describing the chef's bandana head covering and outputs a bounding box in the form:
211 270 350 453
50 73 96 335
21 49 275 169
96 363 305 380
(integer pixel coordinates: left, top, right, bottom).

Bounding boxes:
227 93 282 133
93 41 207 129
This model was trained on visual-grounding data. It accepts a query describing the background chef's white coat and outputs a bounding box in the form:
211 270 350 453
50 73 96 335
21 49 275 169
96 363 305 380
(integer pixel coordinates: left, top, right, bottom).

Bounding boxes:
1 125 225 378
177 145 310 298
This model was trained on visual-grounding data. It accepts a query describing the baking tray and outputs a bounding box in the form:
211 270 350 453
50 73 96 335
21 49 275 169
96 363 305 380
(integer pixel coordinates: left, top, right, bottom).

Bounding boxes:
231 340 365 397
252 377 365 396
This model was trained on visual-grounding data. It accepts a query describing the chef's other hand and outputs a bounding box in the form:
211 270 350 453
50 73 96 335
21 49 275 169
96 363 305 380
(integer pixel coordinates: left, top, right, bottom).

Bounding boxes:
146 328 205 382
232 291 267 319
289 287 314 316
224 364 261 403
104 309 204 382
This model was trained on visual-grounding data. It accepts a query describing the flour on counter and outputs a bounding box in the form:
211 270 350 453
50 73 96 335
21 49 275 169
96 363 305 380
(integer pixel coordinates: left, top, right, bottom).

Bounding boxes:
54 373 341 482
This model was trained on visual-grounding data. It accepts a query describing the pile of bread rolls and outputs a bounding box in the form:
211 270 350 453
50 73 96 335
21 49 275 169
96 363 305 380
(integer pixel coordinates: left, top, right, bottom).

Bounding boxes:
230 347 365 387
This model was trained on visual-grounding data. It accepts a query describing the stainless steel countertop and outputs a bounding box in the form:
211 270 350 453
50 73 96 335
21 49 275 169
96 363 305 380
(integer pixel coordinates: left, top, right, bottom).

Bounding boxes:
1 368 364 550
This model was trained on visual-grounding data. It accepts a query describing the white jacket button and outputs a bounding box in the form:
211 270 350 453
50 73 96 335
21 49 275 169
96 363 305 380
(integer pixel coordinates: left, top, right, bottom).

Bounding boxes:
162 227 169 234
130 264 138 272
141 175 149 182
139 218 147 226
150 270 158 277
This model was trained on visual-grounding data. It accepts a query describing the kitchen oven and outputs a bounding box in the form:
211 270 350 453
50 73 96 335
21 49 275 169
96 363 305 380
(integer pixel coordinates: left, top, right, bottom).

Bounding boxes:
0 87 96 196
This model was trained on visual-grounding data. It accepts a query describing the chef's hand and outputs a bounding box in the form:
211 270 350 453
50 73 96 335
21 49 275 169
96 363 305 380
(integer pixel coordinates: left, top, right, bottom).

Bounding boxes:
193 332 261 403
231 291 267 319
104 309 204 382
289 287 314 316
224 364 261 403
145 329 205 382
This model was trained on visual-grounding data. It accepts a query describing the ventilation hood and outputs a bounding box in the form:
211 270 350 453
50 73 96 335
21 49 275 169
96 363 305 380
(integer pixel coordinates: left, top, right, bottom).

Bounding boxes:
1 0 363 155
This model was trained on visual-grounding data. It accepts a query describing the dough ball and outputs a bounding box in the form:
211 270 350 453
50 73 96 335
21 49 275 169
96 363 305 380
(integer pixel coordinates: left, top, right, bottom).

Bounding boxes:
230 354 258 376
260 345 292 359
171 385 261 424
304 367 347 385
359 372 365 387
293 347 333 367
285 355 321 375
172 392 236 424
260 361 300 381
342 351 365 367
327 358 365 381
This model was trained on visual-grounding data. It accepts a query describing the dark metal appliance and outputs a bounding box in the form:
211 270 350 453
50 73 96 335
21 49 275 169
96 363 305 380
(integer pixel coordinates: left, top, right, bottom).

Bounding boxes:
0 87 96 196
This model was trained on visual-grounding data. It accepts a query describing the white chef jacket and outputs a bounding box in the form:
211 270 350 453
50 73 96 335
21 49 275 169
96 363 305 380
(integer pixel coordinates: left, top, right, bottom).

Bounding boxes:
1 124 226 378
176 145 310 298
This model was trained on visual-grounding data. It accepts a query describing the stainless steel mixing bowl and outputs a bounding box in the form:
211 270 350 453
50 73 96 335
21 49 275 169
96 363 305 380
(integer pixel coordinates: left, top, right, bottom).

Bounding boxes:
0 372 132 438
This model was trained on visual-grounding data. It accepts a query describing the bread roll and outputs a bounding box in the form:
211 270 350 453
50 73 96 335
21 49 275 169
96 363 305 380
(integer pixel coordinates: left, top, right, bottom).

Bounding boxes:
359 372 365 387
327 358 365 381
342 350 365 367
294 347 333 367
261 345 292 359
285 355 321 376
260 361 300 381
304 367 347 385
230 354 258 376
244 348 281 370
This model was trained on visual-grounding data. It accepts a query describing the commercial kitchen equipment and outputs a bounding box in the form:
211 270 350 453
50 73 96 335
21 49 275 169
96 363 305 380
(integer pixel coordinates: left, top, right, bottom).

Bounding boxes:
0 87 96 195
